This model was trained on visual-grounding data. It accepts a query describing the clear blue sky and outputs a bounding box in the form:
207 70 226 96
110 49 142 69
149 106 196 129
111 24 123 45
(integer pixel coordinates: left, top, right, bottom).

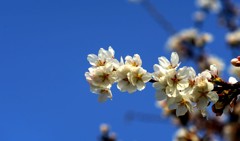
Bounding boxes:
0 0 232 140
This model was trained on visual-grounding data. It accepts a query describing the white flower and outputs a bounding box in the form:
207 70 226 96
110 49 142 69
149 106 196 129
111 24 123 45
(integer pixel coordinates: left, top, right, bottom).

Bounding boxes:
168 94 193 116
192 71 218 110
194 89 218 110
179 28 197 40
87 46 120 68
127 67 152 91
152 64 168 100
116 54 148 93
99 46 115 59
184 67 196 95
166 29 195 52
87 46 112 66
125 54 142 67
166 29 212 59
116 65 137 93
152 64 167 83
209 64 218 77
166 28 213 53
90 86 113 102
85 64 116 88
166 34 179 51
226 29 240 46
195 33 213 47
207 55 225 73
165 67 189 97
158 52 180 70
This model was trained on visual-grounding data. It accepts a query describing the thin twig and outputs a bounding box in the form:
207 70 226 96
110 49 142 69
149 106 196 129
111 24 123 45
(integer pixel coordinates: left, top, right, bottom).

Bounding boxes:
140 0 177 35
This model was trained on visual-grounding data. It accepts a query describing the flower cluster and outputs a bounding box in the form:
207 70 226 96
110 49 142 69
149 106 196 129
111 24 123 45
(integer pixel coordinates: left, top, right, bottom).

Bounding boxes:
85 47 151 102
86 47 240 117
166 28 212 58
198 55 225 73
85 47 119 102
196 0 221 13
226 29 240 47
152 52 218 116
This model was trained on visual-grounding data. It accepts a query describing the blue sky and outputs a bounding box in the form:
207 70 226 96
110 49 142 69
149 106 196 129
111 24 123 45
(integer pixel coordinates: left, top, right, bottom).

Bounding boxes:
0 0 233 140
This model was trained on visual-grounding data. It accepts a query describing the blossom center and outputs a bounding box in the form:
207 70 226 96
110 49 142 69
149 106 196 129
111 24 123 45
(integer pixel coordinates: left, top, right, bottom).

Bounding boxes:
171 75 179 84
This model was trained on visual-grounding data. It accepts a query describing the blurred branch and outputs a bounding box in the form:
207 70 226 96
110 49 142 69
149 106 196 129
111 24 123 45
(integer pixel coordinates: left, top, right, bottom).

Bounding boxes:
130 0 177 35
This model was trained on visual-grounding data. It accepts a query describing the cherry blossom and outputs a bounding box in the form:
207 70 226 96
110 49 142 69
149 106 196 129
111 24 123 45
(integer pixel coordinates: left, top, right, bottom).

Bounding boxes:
86 47 239 118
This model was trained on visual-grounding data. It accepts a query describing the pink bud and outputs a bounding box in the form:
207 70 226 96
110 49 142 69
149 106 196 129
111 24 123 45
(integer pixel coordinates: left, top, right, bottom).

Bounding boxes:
231 57 240 67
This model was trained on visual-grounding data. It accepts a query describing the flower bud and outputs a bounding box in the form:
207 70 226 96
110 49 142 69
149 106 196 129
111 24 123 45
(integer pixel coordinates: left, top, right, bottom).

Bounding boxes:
231 56 240 67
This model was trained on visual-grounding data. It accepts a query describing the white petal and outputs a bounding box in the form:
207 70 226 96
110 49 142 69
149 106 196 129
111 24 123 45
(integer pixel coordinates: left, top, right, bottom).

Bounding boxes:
159 57 170 68
177 67 188 78
136 81 145 91
176 105 188 116
165 86 172 96
126 85 137 93
210 64 218 75
117 80 128 92
138 67 146 75
187 67 196 77
166 97 176 106
200 109 208 117
85 72 91 82
120 57 124 65
153 64 161 72
207 92 219 103
98 48 106 58
171 52 179 67
133 54 142 67
166 86 178 97
229 77 238 84
108 46 115 57
207 82 214 91
177 79 189 90
168 103 178 110
201 70 211 79
153 82 162 90
87 54 98 66
142 73 152 82
197 96 208 110
155 90 167 101
125 55 132 63
117 80 137 93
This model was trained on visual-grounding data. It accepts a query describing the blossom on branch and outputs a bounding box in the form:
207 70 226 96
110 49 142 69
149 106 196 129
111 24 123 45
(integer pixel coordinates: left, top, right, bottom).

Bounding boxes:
196 0 221 13
166 28 213 59
226 29 240 47
192 70 218 114
86 47 240 118
86 47 152 101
